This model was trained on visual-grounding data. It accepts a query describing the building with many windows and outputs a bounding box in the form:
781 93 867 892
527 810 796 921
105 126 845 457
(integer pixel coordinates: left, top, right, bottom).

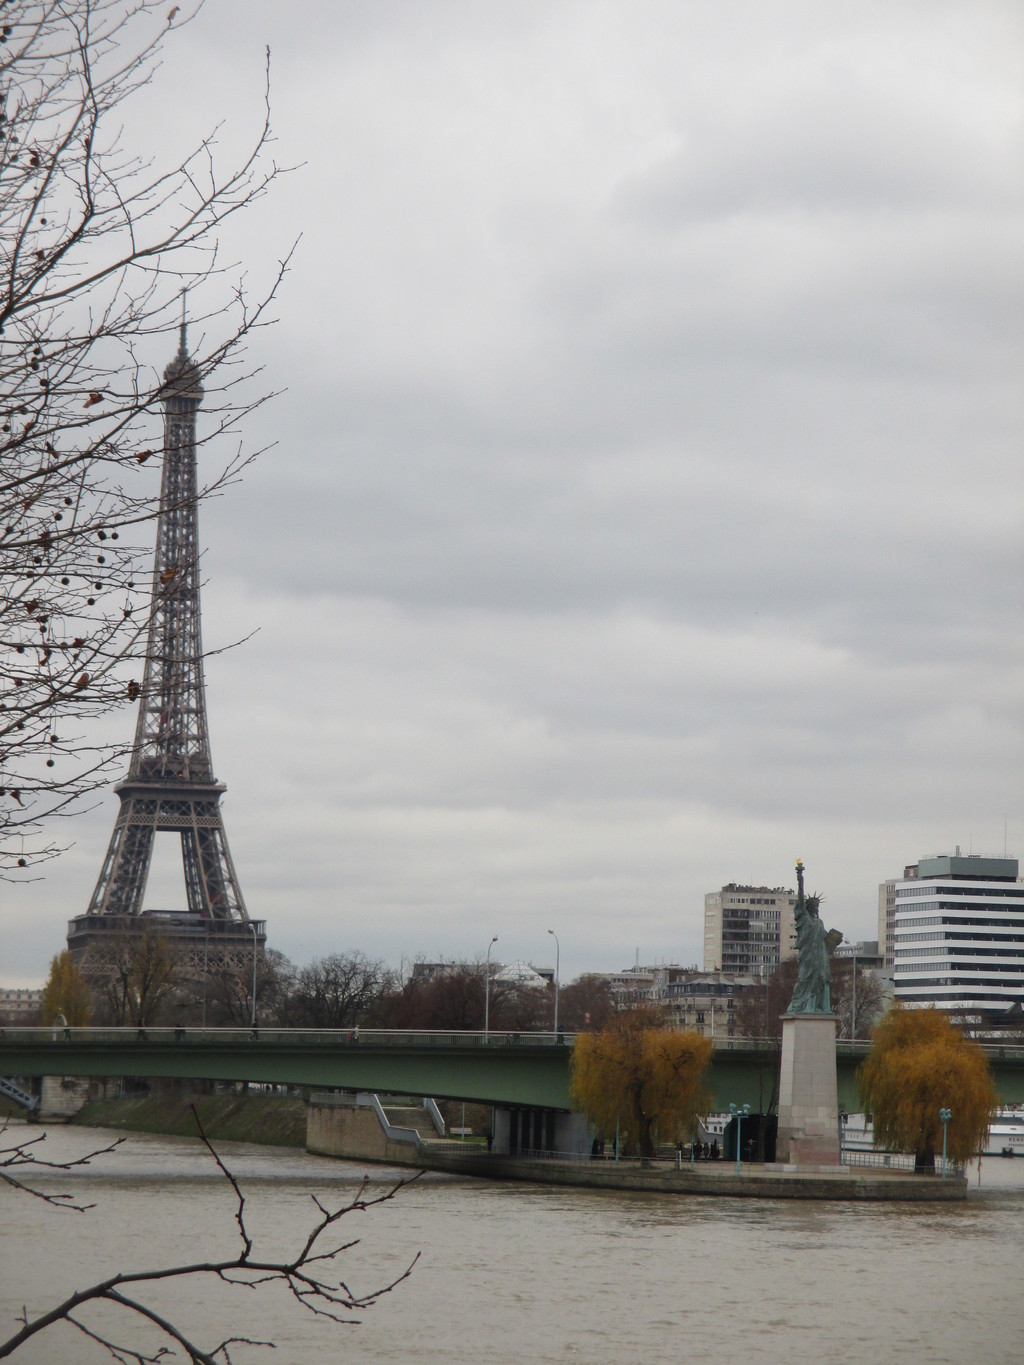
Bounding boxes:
661 971 757 1040
893 852 1024 1019
0 987 43 1023
703 883 797 979
878 864 919 972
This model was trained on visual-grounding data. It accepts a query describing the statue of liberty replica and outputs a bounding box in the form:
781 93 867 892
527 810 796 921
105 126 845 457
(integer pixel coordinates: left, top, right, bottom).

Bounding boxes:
775 858 842 1167
787 858 841 1014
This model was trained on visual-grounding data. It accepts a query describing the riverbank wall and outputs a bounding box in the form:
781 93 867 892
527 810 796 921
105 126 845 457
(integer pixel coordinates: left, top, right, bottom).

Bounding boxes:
69 1092 308 1147
421 1152 968 1200
305 1095 967 1201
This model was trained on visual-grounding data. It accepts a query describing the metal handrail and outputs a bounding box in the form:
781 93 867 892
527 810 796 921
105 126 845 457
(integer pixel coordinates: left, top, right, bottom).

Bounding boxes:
840 1148 964 1175
3 1025 1022 1063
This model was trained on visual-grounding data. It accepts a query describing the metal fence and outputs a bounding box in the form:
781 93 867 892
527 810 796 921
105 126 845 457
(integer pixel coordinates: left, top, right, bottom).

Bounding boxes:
0 1025 574 1049
840 1148 964 1176
4 1025 1021 1063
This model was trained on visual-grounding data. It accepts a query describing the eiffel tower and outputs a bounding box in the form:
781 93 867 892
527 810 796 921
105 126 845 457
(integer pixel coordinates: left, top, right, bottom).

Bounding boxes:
68 322 264 979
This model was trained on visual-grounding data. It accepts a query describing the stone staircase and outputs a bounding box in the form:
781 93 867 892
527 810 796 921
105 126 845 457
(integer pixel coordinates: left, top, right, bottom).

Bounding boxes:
381 1102 443 1143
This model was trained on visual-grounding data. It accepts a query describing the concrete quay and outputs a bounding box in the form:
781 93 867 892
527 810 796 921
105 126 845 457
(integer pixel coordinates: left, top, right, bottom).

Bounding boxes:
393 1151 966 1201
306 1098 967 1202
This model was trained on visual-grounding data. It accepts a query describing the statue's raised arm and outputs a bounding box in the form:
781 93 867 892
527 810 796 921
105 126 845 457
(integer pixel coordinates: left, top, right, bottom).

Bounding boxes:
786 858 834 1014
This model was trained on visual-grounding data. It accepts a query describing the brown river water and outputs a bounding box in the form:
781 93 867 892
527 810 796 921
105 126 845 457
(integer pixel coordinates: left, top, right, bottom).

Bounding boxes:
2 1124 1023 1364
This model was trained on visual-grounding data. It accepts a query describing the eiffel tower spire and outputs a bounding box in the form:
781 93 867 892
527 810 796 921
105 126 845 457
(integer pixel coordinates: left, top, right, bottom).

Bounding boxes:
69 325 262 978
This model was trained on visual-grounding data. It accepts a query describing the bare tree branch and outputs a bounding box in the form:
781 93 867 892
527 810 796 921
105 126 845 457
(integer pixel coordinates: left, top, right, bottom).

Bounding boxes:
0 1120 125 1209
1 1 297 874
0 1108 421 1361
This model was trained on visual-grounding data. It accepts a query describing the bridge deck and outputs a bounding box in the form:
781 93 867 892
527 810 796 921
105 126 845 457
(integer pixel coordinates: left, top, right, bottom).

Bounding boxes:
2 1029 1022 1112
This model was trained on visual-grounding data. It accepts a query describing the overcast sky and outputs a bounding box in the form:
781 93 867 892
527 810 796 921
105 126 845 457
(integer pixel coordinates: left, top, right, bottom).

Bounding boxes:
7 0 1023 986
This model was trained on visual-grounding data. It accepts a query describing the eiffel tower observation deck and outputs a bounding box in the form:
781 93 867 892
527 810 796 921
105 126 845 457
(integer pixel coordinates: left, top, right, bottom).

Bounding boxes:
68 323 265 980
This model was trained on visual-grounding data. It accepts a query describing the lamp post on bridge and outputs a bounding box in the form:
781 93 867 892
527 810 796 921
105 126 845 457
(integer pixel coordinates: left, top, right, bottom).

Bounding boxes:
247 921 258 1030
484 935 498 1042
548 929 560 1037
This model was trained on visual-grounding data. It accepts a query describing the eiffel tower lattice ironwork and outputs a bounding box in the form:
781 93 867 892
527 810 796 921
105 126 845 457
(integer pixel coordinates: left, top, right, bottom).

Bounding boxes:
68 325 263 975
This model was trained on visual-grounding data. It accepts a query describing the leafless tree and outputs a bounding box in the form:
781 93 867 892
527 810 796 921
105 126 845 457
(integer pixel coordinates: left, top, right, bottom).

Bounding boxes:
179 946 295 1027
1 0 293 877
558 973 614 1031
284 951 396 1030
0 1121 125 1209
831 957 886 1041
0 1111 419 1361
96 922 178 1024
370 964 491 1031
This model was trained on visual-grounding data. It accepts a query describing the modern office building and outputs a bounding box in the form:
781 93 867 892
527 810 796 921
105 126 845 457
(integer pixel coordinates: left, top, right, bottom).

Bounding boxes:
703 883 798 979
893 851 1024 1018
833 939 885 971
878 864 918 972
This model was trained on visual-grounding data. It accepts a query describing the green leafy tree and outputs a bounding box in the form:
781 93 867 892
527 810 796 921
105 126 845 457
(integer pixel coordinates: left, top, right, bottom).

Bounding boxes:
858 1006 998 1170
570 1006 713 1158
40 948 91 1024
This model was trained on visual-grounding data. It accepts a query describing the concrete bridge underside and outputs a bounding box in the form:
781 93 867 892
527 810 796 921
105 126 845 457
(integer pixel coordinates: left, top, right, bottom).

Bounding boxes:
3 1031 1023 1114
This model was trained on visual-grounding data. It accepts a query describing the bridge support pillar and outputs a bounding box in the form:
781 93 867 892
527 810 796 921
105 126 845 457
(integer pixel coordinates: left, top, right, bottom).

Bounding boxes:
492 1106 588 1158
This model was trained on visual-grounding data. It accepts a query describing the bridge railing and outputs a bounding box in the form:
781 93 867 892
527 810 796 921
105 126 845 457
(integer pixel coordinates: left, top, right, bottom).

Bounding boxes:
0 1025 577 1049
3 1026 1022 1062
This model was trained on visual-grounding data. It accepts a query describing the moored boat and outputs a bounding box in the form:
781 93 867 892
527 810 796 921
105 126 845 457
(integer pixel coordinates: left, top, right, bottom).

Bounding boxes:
841 1107 1024 1158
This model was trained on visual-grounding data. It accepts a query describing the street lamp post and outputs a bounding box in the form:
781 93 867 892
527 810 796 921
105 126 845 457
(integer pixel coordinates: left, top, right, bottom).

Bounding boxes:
247 921 258 1029
729 1102 751 1175
202 926 209 1031
939 1107 952 1178
484 935 498 1041
548 929 560 1036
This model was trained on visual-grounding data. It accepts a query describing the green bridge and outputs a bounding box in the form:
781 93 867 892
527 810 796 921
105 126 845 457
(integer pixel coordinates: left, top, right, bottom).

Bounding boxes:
5 1027 1024 1112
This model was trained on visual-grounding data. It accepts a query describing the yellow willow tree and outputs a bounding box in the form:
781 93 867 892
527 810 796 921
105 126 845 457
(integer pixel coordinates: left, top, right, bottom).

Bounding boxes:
40 949 91 1025
570 1006 713 1158
858 1006 998 1171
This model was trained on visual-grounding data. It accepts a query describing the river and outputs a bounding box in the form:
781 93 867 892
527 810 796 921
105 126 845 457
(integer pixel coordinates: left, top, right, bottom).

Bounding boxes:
2 1124 1023 1363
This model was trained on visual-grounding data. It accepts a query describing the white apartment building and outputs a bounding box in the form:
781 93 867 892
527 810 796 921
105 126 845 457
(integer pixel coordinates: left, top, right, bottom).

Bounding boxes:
0 987 43 1022
703 883 797 979
878 864 918 972
893 852 1024 1018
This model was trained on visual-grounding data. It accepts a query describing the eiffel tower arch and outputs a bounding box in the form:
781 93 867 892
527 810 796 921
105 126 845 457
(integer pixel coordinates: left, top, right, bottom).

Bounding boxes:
67 324 265 986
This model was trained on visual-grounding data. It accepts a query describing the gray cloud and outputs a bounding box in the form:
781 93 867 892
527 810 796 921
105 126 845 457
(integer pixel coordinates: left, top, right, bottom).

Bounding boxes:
13 0 1023 984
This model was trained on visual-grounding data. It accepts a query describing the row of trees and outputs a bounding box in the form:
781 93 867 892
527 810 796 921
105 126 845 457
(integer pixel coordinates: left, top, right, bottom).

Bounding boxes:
30 944 618 1032
25 942 901 1043
30 939 893 1036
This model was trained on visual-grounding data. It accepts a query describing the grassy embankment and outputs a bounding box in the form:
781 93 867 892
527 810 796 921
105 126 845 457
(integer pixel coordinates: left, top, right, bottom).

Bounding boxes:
70 1092 309 1147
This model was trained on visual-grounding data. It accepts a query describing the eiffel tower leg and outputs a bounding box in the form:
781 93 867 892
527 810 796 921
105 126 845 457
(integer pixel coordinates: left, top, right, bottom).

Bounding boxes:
181 811 247 923
86 796 155 918
195 825 247 922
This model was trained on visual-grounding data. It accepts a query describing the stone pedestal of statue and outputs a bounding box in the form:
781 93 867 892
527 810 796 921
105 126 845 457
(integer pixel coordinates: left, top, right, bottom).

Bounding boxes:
775 1013 840 1167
